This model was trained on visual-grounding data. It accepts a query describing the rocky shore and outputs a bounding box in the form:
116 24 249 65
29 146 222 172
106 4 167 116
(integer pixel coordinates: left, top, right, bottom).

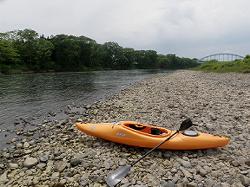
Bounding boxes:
0 70 250 187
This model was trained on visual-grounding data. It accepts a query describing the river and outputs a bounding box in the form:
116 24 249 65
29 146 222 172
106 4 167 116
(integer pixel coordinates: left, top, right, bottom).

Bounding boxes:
0 69 169 147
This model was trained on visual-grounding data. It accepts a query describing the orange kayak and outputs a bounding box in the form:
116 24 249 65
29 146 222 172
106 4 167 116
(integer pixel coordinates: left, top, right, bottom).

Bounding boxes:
75 121 230 150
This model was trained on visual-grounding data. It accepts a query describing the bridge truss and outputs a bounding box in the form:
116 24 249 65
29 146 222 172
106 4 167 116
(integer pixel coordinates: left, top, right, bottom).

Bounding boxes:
199 53 244 62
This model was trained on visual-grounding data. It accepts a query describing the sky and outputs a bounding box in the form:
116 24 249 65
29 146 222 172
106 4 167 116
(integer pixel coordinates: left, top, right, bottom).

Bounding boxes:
0 0 250 58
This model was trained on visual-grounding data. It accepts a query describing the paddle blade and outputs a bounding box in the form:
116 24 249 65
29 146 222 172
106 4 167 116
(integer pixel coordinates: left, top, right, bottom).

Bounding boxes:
105 165 131 187
179 118 193 131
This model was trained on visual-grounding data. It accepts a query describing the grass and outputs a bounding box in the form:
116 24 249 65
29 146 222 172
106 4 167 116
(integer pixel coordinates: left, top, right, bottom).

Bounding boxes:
194 59 250 73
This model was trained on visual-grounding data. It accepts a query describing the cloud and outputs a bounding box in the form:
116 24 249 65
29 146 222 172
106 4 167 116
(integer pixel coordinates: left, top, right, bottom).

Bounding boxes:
0 0 249 57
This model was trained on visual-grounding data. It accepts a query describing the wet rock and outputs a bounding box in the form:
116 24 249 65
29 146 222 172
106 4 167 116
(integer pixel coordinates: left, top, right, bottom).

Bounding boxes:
23 157 38 168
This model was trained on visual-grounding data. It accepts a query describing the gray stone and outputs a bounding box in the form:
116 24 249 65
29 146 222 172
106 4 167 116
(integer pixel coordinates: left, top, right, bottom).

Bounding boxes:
245 160 250 166
240 175 250 186
205 179 215 187
23 142 30 148
16 143 23 148
77 118 83 122
39 154 49 162
0 171 8 183
45 160 54 173
160 181 175 187
55 161 68 172
24 149 32 154
177 158 192 168
37 163 46 169
232 182 244 187
187 182 197 187
23 157 38 168
180 167 193 179
70 158 81 167
221 183 231 187
197 167 207 177
119 159 127 166
51 172 60 179
9 163 18 169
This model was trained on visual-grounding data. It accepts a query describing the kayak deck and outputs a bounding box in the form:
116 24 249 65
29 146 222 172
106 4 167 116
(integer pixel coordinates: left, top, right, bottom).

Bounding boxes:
76 121 230 150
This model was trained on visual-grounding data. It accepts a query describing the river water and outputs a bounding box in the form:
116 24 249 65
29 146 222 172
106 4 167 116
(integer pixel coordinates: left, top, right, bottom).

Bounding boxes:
0 69 168 147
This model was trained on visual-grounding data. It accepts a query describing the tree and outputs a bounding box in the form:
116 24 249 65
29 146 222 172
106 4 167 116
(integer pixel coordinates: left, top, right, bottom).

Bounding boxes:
13 29 40 68
102 42 126 69
36 38 54 70
0 39 20 65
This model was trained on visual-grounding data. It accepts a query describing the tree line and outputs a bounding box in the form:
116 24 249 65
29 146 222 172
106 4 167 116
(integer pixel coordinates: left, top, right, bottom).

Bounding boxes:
0 29 199 74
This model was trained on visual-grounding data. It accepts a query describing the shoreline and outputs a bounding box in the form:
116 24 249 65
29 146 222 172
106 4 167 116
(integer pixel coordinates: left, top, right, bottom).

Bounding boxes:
0 70 249 186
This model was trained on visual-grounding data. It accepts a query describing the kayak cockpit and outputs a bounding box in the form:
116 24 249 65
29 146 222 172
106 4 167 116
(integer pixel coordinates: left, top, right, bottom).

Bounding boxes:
121 121 169 136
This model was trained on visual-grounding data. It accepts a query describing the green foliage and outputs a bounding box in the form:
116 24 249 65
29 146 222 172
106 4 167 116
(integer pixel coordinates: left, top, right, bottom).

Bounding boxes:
158 54 198 69
0 29 200 74
195 57 250 73
0 39 20 65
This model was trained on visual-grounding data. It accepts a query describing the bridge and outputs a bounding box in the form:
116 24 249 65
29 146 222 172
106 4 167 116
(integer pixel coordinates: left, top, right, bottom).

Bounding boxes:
199 53 244 62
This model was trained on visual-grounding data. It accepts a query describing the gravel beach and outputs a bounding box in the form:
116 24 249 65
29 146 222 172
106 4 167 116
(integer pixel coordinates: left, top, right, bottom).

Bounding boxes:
0 70 249 187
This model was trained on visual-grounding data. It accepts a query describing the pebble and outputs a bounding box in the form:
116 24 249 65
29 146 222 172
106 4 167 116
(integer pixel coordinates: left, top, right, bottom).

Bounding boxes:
51 172 60 179
0 171 8 183
70 158 81 167
9 163 19 169
39 154 49 162
240 175 250 186
180 167 193 179
23 142 30 148
23 157 38 168
177 158 192 168
160 181 175 187
55 161 68 172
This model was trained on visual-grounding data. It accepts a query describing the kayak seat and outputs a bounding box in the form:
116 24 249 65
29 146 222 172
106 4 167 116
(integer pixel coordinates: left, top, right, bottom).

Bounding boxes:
151 128 163 135
129 124 146 130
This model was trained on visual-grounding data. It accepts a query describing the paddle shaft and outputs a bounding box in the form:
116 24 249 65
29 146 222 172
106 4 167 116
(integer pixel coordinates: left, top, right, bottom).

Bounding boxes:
131 130 179 166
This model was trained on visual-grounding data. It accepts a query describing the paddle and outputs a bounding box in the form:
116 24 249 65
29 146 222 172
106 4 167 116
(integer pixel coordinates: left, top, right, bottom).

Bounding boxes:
105 118 194 187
